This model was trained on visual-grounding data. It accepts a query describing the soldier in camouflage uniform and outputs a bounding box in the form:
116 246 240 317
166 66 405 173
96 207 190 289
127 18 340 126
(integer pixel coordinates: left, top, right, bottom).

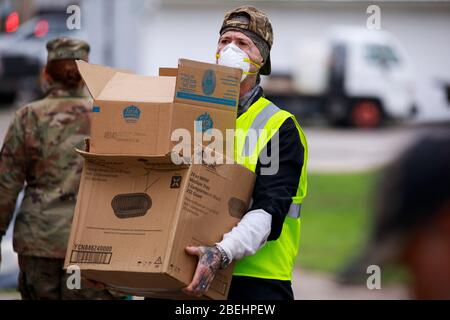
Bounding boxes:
0 37 118 299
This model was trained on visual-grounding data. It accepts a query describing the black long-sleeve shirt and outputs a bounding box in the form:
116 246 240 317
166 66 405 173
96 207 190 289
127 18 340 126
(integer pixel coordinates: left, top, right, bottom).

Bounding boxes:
251 117 304 240
238 86 304 241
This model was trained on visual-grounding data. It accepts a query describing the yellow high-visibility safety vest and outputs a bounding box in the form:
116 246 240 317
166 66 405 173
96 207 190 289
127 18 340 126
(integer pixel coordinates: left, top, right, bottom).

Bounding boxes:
233 97 308 281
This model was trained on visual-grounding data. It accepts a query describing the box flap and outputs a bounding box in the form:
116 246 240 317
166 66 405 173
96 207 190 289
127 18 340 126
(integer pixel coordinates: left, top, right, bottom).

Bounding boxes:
159 67 178 77
76 60 123 99
174 59 242 111
77 61 176 103
76 148 190 168
97 72 176 103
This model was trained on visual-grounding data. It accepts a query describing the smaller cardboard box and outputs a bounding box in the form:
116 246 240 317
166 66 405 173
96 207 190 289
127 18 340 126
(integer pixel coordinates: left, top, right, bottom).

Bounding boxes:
64 145 255 300
77 59 242 156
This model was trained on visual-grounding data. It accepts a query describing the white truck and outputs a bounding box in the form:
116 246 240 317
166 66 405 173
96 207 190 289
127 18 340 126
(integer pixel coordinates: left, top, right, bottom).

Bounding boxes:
264 26 417 128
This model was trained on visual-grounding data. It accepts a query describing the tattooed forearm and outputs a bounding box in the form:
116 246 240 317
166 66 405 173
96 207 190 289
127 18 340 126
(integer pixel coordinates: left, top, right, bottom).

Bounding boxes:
197 274 209 291
201 247 221 272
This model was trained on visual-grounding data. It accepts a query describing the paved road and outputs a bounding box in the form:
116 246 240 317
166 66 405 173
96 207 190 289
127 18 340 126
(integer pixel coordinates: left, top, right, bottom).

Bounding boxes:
0 267 408 300
304 127 419 173
292 269 408 300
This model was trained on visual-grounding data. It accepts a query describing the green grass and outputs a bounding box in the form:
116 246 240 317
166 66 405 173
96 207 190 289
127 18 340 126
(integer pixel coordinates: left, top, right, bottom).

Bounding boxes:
296 171 409 284
297 171 377 273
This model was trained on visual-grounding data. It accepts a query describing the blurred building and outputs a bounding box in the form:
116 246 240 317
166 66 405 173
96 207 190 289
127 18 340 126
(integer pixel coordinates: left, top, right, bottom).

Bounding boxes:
131 0 450 121
2 0 449 120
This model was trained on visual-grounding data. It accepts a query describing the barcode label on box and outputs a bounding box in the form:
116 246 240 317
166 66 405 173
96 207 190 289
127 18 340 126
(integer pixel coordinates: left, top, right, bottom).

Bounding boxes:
70 250 112 264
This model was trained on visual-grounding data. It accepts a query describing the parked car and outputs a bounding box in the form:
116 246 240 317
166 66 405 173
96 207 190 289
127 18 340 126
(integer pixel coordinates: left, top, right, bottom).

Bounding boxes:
0 51 42 104
0 11 88 105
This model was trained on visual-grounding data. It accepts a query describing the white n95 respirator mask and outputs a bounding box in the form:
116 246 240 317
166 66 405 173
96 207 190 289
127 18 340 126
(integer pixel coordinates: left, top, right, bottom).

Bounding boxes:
216 43 261 82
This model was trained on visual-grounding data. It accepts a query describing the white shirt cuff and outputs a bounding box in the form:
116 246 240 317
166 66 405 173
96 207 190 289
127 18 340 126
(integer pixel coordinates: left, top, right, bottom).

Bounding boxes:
216 209 272 262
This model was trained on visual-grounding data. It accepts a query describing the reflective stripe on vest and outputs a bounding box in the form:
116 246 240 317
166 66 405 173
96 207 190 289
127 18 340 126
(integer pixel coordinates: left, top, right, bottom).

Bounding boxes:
242 102 280 157
233 97 308 281
248 200 301 218
288 203 301 219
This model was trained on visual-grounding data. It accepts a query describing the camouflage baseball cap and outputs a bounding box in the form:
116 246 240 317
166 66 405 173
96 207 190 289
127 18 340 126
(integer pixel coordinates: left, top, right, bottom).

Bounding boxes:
46 37 90 62
220 6 273 75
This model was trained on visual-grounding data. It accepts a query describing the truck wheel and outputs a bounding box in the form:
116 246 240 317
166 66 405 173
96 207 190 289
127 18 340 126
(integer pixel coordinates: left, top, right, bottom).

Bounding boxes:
350 101 382 128
326 98 349 127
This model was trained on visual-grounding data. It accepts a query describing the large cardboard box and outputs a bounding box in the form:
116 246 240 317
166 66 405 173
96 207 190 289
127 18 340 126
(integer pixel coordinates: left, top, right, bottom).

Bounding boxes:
77 59 242 156
64 145 255 300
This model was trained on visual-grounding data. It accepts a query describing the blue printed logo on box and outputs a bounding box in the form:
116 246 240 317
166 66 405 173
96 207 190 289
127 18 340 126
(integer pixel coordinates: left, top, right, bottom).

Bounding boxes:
202 69 216 96
122 105 141 123
195 112 213 133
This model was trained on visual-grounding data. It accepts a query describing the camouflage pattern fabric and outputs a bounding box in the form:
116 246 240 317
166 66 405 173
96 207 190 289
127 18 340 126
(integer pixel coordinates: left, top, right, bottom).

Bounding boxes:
46 37 90 62
18 255 120 300
0 85 91 261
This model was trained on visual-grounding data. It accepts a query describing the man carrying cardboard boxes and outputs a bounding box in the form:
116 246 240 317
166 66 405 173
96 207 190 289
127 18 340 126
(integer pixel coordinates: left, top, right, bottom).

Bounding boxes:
64 5 307 301
64 49 255 299
183 6 308 300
